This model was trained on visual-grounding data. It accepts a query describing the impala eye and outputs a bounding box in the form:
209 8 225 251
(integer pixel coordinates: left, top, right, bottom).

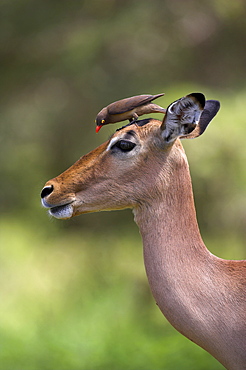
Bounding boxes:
112 140 136 152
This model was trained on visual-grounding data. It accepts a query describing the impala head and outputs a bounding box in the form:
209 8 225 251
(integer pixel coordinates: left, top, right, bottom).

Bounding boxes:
41 93 220 219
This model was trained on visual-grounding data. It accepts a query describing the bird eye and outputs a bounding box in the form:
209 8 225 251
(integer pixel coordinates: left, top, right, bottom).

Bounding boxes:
101 119 105 124
112 140 136 152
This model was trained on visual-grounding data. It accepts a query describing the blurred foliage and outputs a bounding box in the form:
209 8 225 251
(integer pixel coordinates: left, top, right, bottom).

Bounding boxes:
0 218 226 370
0 0 246 369
1 0 246 233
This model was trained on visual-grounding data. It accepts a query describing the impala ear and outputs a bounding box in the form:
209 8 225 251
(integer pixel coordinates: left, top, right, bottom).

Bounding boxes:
180 99 220 139
161 93 205 143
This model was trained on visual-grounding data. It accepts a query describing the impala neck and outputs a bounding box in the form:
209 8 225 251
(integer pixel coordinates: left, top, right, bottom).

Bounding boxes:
133 144 224 362
134 144 206 260
133 144 210 297
132 144 246 370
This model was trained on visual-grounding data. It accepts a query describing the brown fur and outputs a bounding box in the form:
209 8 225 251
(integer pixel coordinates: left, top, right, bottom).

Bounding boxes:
42 119 246 369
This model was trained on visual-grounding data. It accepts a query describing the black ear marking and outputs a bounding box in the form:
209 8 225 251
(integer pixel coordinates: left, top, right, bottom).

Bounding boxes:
181 100 220 139
161 93 205 143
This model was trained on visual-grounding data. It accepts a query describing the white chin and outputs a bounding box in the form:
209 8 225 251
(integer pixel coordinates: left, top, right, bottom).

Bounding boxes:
49 204 73 219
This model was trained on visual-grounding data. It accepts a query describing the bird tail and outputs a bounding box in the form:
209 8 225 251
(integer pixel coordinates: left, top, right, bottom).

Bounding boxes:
151 104 167 114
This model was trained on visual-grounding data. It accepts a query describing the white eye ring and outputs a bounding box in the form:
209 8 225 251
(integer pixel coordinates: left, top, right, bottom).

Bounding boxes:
106 137 119 151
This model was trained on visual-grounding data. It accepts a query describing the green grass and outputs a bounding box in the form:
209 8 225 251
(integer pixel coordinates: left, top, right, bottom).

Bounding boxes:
0 217 233 369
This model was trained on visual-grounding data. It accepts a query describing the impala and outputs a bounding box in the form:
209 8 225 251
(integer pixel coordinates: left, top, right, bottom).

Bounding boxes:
41 93 246 370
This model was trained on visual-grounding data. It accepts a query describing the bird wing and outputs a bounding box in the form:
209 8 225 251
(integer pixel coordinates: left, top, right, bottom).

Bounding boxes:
107 94 164 115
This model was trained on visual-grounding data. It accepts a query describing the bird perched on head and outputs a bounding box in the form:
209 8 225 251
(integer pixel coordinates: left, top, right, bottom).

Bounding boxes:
95 93 166 132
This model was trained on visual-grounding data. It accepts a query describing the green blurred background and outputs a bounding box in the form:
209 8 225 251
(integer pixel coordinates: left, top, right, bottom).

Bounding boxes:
1 1 246 369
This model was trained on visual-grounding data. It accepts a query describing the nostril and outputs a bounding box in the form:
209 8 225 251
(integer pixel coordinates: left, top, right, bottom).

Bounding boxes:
41 185 54 199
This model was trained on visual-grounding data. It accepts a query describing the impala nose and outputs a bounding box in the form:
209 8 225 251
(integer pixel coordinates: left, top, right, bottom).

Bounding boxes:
41 184 54 199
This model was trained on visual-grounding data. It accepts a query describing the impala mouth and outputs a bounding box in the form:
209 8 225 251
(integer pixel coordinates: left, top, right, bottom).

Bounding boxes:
42 200 74 219
49 203 74 219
